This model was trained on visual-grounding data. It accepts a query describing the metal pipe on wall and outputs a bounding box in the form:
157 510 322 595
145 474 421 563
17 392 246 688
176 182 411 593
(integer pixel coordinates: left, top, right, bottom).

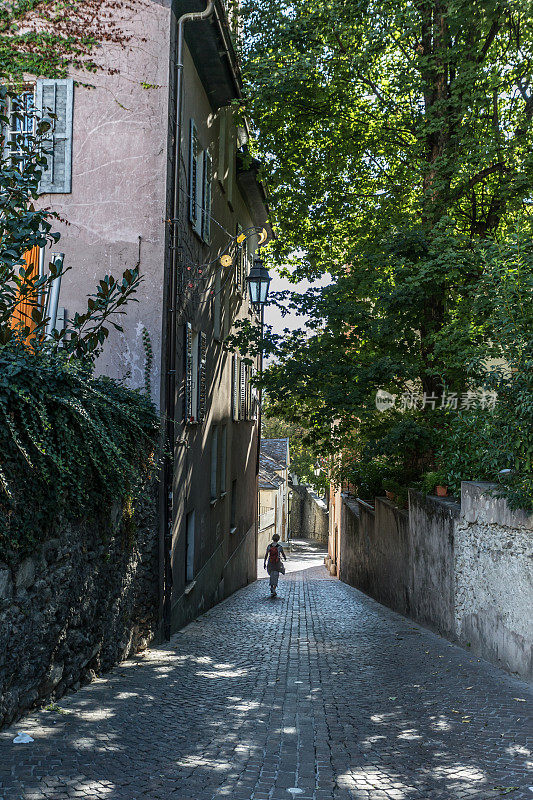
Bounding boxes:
44 252 64 337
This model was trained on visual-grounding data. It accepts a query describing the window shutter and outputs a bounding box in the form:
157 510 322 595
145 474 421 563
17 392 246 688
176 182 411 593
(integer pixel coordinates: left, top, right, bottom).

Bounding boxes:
184 322 193 421
202 149 212 243
232 355 239 421
220 426 227 493
217 109 226 186
36 79 74 193
251 367 258 420
239 360 246 420
198 331 207 422
213 272 221 340
189 119 199 226
227 128 234 206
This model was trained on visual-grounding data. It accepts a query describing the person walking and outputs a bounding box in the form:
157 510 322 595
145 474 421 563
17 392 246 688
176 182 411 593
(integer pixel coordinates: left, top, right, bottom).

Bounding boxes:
264 533 287 597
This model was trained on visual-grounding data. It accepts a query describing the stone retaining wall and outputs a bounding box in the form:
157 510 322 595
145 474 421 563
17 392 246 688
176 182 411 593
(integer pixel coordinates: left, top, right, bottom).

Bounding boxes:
339 482 532 681
290 485 329 543
0 498 158 729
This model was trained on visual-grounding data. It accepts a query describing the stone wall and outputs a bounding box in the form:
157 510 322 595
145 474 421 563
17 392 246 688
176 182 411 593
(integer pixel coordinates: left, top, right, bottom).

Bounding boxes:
0 498 158 729
339 497 410 615
290 485 329 543
339 483 532 681
454 483 533 680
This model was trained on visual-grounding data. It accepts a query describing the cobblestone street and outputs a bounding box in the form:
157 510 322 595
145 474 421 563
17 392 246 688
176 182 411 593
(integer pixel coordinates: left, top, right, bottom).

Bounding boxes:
1 540 531 800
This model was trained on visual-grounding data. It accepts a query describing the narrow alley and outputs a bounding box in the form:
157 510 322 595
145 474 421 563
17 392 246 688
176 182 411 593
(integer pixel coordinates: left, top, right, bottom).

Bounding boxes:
1 541 531 800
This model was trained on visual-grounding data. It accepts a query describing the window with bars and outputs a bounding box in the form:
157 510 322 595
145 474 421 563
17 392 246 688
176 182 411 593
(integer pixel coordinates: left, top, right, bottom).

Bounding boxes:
189 119 212 243
4 80 74 193
6 89 35 168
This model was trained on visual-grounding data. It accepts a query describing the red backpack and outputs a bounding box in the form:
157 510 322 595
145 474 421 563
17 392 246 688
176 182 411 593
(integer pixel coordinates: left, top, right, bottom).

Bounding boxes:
268 544 281 566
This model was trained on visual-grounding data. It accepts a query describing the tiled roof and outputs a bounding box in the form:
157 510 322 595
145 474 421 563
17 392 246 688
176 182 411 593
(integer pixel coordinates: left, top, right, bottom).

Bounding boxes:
261 438 289 468
258 468 283 490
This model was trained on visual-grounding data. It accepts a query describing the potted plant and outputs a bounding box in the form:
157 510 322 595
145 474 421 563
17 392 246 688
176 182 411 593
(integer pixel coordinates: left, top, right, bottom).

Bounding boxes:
383 478 401 501
421 470 448 497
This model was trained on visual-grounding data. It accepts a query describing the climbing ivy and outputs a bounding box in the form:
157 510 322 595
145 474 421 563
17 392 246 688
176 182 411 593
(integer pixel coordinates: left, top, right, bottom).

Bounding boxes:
0 345 159 563
0 0 136 82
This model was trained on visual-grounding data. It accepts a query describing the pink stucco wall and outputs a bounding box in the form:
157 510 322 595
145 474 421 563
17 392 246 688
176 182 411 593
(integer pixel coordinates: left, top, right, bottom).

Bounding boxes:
39 0 172 407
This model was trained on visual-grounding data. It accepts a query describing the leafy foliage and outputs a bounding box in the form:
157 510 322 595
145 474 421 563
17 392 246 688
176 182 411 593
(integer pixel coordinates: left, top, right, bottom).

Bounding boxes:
237 0 533 509
0 0 135 82
0 345 158 562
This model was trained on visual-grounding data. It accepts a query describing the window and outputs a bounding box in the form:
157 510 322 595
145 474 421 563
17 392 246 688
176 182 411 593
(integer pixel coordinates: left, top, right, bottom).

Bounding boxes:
6 90 35 167
217 108 227 188
230 479 237 533
210 426 218 501
226 127 235 207
189 119 212 243
198 331 207 422
250 367 258 420
220 426 227 494
184 325 207 423
5 79 73 193
239 359 247 420
185 510 195 582
213 271 221 341
231 355 239 421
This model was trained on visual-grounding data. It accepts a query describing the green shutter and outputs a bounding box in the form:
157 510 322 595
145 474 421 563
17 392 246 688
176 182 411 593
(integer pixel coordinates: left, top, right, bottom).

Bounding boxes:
36 79 73 193
198 331 207 422
202 149 212 243
184 322 193 421
189 119 198 225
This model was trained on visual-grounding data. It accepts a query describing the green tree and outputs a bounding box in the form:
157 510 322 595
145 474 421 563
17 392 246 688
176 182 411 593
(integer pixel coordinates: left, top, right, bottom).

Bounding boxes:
234 0 533 504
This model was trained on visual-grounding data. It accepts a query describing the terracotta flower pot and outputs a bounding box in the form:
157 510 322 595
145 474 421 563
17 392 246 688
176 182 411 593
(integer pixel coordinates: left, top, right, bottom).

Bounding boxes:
385 490 396 501
436 485 448 497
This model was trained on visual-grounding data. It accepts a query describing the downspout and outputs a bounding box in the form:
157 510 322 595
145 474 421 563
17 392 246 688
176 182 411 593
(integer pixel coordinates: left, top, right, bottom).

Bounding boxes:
162 0 215 640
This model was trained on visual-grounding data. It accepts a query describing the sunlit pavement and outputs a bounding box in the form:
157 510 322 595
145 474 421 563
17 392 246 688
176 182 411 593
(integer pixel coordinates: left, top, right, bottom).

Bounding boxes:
1 540 531 800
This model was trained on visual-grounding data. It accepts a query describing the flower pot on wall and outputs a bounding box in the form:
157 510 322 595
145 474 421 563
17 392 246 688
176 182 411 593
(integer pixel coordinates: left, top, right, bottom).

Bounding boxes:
436 485 448 497
385 490 396 501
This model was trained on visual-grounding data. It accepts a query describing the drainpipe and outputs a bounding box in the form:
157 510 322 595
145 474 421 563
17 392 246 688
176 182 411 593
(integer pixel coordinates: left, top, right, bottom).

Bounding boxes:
162 0 215 640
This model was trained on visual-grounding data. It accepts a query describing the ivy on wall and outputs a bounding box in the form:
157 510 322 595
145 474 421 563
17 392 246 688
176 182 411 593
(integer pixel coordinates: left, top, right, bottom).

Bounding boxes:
0 0 137 82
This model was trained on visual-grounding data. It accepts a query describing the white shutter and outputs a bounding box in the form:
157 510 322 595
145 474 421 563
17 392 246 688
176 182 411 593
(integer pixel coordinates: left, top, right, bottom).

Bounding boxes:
251 367 258 420
36 79 73 193
185 322 193 421
227 127 234 206
220 426 227 493
217 109 226 186
202 149 212 243
239 360 246 420
232 355 239 421
197 331 207 422
213 272 221 340
210 426 218 500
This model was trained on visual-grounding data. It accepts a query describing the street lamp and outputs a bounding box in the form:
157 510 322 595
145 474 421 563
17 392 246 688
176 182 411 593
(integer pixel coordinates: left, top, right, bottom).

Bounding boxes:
246 252 271 308
246 250 271 494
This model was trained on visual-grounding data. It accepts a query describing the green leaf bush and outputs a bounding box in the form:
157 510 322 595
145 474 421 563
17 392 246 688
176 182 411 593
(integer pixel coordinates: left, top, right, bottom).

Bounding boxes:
0 344 159 563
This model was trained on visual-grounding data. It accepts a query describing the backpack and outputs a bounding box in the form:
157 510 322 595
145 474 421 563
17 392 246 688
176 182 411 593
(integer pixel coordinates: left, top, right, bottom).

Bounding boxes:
268 543 281 566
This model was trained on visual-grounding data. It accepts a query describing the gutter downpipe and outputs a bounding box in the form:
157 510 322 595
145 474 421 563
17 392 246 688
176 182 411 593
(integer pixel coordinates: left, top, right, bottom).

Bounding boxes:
162 0 215 641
